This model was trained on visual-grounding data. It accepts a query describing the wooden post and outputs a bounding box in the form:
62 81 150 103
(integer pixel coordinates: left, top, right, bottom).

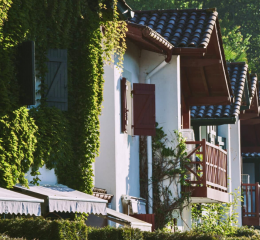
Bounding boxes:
182 95 190 129
202 139 207 187
256 183 259 220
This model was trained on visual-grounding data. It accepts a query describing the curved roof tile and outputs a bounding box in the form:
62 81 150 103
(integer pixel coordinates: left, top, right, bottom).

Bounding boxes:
129 9 218 48
191 62 248 119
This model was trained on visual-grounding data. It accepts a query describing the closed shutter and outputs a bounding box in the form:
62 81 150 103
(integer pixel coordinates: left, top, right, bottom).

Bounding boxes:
121 78 127 133
17 41 35 105
45 49 68 111
133 83 156 136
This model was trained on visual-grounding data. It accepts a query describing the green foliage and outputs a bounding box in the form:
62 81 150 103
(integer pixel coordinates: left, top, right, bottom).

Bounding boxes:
0 218 259 240
101 0 127 68
192 189 243 236
88 226 143 240
0 107 37 188
152 125 190 229
0 235 25 240
231 226 260 238
28 106 72 184
143 230 221 240
220 21 251 62
0 218 87 240
0 0 126 192
127 0 201 10
201 0 260 74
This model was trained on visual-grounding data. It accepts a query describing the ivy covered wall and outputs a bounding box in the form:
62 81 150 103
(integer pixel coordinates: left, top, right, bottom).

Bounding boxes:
0 0 126 193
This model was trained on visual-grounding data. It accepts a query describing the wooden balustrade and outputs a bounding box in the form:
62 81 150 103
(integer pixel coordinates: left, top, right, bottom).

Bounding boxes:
242 183 260 226
185 139 228 192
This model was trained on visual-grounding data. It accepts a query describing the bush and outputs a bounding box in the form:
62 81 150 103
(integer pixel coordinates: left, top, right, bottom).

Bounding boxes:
231 226 260 237
0 218 87 240
87 226 143 240
1 218 260 240
143 230 222 240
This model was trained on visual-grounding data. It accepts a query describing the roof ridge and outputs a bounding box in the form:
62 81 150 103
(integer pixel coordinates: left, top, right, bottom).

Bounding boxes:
133 8 217 14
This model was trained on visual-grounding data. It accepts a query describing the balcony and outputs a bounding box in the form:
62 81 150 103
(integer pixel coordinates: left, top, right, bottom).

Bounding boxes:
183 139 229 203
242 183 260 226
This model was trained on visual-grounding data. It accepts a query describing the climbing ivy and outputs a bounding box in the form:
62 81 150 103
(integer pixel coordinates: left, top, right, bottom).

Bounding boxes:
0 0 126 192
0 107 37 189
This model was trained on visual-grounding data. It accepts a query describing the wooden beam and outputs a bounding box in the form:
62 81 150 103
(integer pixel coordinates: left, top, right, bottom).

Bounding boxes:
172 48 206 56
181 67 192 97
241 146 260 152
126 32 163 53
186 96 231 106
211 24 231 98
181 58 221 67
200 67 210 96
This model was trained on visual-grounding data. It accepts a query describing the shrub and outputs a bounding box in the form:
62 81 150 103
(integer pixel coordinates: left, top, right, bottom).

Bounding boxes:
227 226 260 238
87 226 143 240
0 218 87 240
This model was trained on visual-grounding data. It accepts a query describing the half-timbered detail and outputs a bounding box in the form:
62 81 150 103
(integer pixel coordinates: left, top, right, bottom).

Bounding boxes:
45 49 68 111
133 83 156 136
183 139 229 203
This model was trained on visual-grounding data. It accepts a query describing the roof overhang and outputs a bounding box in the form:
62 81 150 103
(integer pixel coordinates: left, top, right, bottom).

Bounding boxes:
14 185 107 216
240 76 259 119
191 116 237 126
0 187 43 216
126 22 173 62
242 152 260 161
181 21 231 106
100 208 152 232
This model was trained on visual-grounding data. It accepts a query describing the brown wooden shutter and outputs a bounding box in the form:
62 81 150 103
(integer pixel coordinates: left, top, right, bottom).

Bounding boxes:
121 78 127 133
45 49 68 111
133 83 156 136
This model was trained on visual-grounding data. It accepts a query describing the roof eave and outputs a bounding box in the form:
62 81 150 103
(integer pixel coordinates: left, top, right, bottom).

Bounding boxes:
191 116 237 126
126 22 173 62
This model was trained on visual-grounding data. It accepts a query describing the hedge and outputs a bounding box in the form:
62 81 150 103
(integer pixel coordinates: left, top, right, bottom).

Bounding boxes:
0 218 259 240
0 218 87 240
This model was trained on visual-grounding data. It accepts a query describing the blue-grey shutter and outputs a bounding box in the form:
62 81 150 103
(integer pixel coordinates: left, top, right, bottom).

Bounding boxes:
45 49 68 111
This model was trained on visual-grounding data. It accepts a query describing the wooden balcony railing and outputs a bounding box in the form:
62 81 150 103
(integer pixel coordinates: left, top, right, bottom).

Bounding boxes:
242 183 260 226
185 139 228 193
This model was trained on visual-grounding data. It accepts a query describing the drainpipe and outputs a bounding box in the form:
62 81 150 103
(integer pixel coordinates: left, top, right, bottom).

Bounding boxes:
145 60 169 214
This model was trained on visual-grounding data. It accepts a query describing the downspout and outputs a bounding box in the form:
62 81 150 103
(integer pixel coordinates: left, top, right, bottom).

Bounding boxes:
145 59 170 214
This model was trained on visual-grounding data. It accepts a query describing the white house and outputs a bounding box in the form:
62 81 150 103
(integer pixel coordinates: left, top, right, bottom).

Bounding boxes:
95 7 234 230
191 63 257 226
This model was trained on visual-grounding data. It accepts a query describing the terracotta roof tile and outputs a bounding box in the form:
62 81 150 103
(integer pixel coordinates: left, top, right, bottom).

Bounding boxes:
129 9 218 48
191 62 248 119
93 187 114 203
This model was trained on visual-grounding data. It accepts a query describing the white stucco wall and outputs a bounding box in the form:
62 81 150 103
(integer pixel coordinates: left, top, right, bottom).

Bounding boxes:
229 120 242 226
96 45 182 220
218 125 232 196
95 40 141 214
139 51 181 133
26 165 58 185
